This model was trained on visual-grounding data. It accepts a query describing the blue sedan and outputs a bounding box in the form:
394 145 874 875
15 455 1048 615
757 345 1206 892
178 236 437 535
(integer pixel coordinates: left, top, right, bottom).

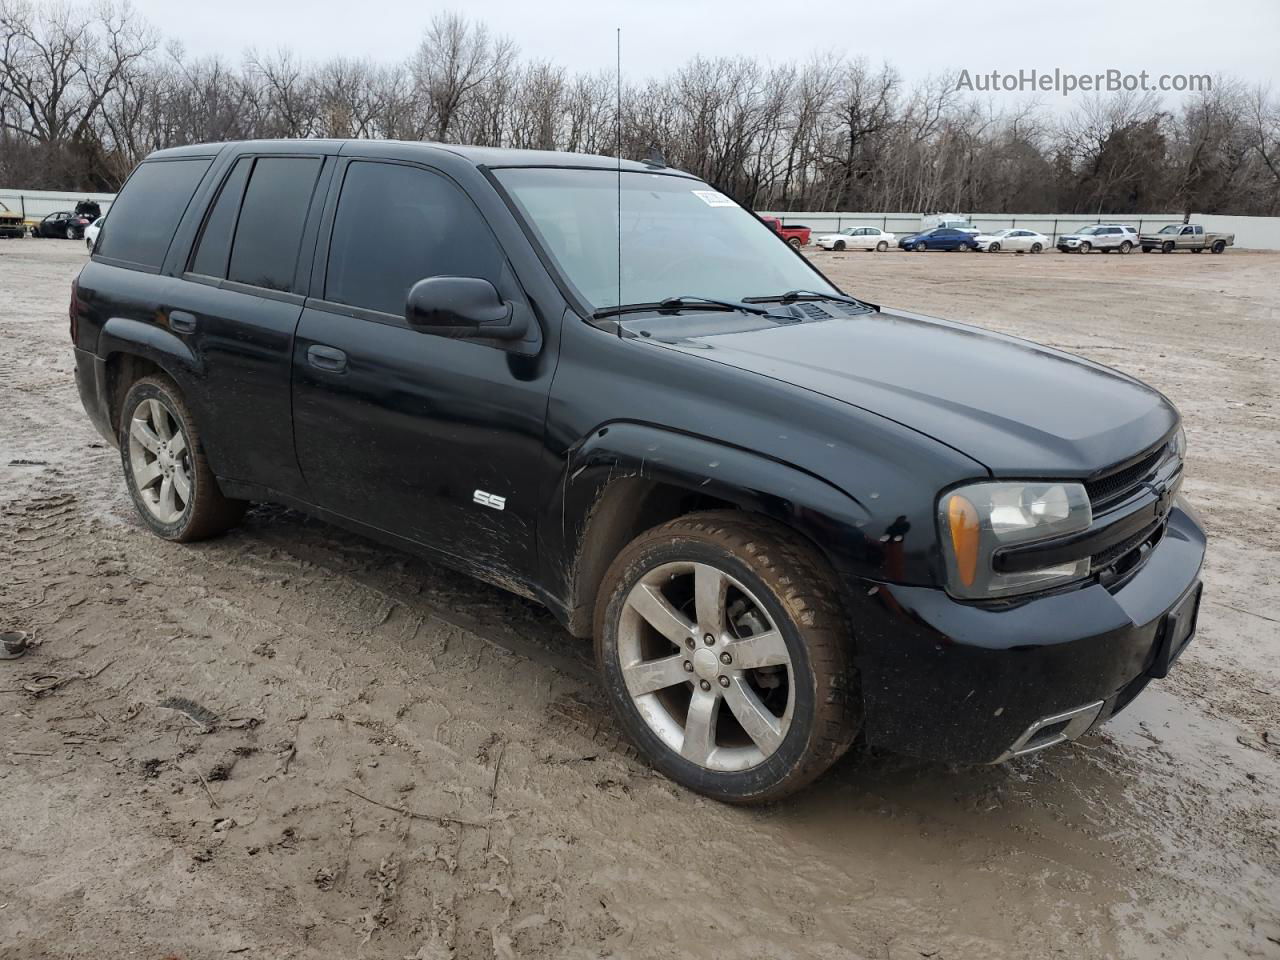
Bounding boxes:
897 227 979 252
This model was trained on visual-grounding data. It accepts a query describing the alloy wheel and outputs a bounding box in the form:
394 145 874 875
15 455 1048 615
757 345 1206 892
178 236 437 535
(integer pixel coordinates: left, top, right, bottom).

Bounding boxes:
127 398 192 524
617 561 793 772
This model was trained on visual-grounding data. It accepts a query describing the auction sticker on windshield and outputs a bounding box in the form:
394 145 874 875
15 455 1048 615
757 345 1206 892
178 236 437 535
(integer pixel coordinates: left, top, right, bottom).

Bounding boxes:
692 190 735 207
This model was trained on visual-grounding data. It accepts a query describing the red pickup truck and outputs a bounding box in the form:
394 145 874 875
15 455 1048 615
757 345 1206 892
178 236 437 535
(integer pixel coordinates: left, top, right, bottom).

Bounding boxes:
760 215 811 248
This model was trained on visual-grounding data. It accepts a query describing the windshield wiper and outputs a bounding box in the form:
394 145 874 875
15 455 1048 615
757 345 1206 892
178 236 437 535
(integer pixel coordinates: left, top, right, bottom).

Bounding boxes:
744 289 870 308
593 295 776 320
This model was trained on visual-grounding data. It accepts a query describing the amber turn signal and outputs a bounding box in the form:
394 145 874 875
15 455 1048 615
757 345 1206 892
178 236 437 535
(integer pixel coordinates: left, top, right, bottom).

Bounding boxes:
947 494 981 587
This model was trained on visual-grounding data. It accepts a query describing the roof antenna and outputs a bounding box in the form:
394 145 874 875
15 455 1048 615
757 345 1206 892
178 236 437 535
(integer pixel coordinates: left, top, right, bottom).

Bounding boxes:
615 26 622 334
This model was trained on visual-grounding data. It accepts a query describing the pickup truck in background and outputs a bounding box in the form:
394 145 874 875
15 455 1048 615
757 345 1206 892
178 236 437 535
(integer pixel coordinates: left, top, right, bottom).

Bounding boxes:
1140 223 1234 254
759 215 811 248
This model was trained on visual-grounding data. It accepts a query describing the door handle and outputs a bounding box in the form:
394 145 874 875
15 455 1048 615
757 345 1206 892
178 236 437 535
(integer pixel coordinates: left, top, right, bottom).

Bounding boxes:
307 344 347 373
169 310 197 334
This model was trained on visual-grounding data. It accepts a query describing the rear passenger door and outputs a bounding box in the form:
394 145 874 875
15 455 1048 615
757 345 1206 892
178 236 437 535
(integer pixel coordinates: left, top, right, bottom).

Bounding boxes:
174 151 331 498
290 158 550 582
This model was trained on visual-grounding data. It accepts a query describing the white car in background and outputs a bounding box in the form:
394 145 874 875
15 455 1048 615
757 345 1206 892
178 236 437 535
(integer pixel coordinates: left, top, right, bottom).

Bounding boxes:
814 226 896 252
84 217 104 252
973 228 1048 253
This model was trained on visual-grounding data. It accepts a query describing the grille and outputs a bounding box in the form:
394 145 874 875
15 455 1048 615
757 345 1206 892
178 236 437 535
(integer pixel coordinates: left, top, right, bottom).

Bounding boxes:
1092 519 1164 570
1085 446 1166 510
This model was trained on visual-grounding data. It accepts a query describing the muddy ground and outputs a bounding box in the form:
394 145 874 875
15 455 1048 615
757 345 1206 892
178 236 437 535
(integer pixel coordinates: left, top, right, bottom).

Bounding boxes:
0 240 1277 960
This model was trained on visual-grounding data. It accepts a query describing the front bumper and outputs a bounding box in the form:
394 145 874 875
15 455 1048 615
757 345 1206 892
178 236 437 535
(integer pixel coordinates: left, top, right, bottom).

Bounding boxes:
852 502 1205 764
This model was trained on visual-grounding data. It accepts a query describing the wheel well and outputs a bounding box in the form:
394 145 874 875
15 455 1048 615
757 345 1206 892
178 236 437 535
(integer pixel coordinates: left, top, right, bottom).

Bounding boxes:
104 353 166 435
565 478 735 637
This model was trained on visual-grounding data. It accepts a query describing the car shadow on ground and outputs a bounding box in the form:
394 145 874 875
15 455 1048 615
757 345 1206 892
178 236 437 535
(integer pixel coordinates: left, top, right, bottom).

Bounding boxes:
224 500 1146 822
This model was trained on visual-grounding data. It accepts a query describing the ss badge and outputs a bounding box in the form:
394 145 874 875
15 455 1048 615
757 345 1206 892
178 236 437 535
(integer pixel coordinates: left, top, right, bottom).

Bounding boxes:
473 489 506 511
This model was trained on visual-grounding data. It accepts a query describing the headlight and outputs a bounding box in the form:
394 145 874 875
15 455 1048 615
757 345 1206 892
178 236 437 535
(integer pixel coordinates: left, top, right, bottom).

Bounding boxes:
1172 425 1186 460
938 481 1092 599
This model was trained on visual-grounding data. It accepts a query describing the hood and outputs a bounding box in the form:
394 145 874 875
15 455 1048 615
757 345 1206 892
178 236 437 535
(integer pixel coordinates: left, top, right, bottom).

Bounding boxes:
652 308 1177 476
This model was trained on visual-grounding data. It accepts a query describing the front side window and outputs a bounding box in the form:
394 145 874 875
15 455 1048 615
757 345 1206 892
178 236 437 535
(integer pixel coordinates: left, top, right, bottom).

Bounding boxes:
227 156 323 292
325 161 505 317
96 159 211 269
493 167 836 311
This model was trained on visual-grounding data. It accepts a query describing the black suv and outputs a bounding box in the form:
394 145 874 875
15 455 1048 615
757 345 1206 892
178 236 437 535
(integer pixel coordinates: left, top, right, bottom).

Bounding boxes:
72 140 1205 802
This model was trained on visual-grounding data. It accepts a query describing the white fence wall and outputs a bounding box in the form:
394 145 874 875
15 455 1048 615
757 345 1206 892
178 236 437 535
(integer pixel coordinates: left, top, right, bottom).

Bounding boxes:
760 211 1280 250
0 188 116 221
4 186 1277 249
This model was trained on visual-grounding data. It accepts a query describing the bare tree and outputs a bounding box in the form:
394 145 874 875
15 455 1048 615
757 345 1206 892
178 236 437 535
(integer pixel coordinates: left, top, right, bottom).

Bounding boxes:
3 1 1278 216
411 12 515 142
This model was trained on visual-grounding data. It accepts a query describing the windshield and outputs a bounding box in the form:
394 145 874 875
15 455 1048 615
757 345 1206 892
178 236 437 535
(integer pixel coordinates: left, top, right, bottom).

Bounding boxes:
1078 226 1102 235
991 229 1012 237
1158 225 1178 234
494 167 837 311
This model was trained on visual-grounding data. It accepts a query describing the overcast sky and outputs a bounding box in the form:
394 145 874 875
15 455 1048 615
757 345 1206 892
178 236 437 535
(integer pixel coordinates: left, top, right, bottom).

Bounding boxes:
128 0 1278 106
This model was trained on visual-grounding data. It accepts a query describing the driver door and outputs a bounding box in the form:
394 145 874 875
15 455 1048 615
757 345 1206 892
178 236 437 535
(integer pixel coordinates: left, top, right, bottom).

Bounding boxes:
291 158 552 577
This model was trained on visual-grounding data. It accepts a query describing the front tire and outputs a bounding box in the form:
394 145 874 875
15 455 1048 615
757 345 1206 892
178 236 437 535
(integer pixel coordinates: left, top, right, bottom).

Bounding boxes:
833 240 846 251
988 242 1000 253
119 376 246 542
1162 241 1174 253
595 512 858 804
1079 241 1092 254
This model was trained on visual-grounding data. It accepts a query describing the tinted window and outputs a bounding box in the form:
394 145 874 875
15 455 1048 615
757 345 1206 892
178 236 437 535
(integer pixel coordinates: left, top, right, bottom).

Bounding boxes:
190 157 252 278
227 157 322 292
97 159 211 268
325 161 504 316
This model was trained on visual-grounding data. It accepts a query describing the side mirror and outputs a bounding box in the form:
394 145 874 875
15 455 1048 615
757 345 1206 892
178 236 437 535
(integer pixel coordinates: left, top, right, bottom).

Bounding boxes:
405 276 527 341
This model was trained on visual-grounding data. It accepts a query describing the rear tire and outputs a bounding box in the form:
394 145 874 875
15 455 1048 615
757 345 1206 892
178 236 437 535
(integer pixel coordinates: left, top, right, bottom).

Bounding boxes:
1211 240 1226 254
119 376 247 542
1119 240 1132 254
1030 242 1042 253
788 237 803 250
594 511 859 804
875 240 888 252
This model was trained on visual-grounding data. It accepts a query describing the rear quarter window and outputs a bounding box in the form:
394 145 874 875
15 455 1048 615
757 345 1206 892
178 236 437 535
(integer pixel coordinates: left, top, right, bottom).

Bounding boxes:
96 159 212 269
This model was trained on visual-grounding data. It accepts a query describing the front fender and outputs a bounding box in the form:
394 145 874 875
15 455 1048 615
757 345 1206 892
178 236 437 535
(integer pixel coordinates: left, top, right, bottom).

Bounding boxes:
547 421 880 632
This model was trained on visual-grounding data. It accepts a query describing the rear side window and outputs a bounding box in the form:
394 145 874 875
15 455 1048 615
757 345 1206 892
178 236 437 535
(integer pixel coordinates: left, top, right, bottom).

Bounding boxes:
227 157 323 292
96 159 211 269
189 157 252 278
324 161 504 317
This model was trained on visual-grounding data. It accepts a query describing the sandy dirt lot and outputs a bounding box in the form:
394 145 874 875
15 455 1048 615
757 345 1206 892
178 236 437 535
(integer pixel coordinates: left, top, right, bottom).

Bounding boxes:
1 240 1277 960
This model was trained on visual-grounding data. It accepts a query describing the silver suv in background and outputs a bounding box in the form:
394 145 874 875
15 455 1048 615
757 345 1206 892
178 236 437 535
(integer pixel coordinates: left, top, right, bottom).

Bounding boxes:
1056 224 1137 254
